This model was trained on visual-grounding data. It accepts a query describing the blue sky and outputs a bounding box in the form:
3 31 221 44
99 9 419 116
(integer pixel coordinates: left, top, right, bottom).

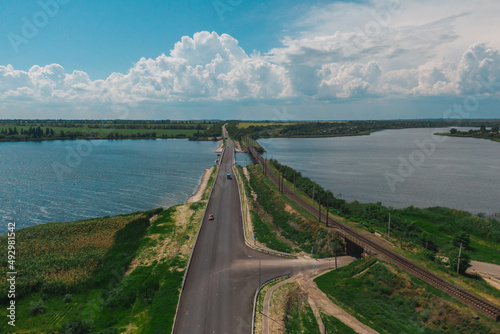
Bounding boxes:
2 0 327 79
1 0 500 120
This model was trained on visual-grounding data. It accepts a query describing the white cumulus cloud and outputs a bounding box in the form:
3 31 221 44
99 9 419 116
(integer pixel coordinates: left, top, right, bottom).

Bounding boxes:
1 0 500 118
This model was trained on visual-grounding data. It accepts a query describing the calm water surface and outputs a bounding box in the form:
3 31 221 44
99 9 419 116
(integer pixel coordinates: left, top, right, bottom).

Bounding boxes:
260 128 499 215
0 139 218 233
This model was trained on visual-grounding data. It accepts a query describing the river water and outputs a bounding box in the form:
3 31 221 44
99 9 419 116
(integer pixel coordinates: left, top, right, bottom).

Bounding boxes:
259 128 499 215
0 139 218 233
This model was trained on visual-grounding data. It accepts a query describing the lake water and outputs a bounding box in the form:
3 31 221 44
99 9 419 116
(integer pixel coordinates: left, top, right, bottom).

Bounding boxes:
0 139 218 233
259 128 500 215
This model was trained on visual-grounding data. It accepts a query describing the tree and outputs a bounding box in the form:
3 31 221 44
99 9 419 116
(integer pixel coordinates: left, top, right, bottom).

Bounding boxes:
59 318 92 334
450 128 458 134
448 249 471 275
420 249 436 262
420 231 435 250
452 232 471 250
330 239 343 269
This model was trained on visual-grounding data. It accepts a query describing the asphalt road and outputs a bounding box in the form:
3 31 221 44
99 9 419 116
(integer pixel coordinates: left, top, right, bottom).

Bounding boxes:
173 131 349 334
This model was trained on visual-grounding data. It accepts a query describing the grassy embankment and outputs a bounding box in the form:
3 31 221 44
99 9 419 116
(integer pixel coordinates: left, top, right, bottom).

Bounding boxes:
320 312 357 334
315 257 500 333
265 159 500 305
236 163 344 257
0 167 218 333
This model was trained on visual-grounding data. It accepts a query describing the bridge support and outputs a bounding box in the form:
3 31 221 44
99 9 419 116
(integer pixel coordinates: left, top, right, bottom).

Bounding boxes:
344 238 364 258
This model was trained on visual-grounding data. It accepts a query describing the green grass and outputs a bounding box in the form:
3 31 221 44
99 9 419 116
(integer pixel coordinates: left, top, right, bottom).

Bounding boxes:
284 288 321 334
315 258 498 334
0 210 158 302
320 312 357 334
0 206 193 333
202 166 218 200
248 164 343 257
251 210 293 253
397 208 500 264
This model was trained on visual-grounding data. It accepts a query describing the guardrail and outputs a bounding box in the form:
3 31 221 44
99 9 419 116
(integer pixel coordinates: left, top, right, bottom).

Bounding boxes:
251 273 291 334
171 146 226 334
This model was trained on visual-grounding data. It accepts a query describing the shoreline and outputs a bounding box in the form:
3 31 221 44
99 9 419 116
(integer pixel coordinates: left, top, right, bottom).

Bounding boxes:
186 166 215 203
214 139 223 153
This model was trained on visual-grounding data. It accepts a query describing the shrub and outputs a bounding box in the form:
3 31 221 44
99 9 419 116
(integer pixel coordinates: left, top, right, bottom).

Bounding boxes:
60 318 92 334
420 249 436 262
29 299 46 316
63 294 73 303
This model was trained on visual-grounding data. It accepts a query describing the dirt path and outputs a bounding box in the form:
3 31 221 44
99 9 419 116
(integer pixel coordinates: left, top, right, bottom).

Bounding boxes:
261 258 377 334
303 285 325 334
186 166 214 203
470 261 500 290
296 275 379 334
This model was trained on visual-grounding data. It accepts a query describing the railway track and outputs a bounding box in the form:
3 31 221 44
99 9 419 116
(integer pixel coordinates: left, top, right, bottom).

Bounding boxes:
245 139 500 322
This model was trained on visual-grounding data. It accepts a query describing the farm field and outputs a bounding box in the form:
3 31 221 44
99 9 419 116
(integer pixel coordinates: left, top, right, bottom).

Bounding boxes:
0 120 224 141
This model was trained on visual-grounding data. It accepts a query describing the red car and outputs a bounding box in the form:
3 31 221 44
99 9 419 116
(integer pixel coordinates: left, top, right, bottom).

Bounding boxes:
208 214 214 220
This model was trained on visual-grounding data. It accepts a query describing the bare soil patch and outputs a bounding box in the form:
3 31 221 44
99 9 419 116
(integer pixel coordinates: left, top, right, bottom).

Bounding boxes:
187 166 214 203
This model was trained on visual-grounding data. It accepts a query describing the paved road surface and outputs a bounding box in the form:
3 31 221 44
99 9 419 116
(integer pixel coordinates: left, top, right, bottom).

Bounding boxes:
173 131 349 334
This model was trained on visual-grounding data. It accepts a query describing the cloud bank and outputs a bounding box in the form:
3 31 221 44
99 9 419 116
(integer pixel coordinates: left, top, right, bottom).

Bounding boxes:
1 0 499 118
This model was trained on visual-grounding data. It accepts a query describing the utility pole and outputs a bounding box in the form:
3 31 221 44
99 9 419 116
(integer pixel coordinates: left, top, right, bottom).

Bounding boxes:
400 226 403 249
312 185 315 203
388 213 391 239
293 172 296 189
335 248 338 269
326 193 329 227
318 202 321 222
278 169 281 192
457 243 463 274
